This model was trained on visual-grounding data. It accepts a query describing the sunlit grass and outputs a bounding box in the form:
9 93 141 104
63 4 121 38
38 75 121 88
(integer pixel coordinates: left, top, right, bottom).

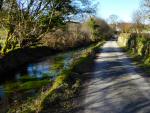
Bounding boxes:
5 79 51 94
19 80 51 91
52 56 65 70
4 76 52 95
0 28 7 37
19 76 38 82
0 28 7 46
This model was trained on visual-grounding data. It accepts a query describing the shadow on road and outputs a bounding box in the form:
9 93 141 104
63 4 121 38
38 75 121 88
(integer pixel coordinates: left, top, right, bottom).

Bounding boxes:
70 41 150 113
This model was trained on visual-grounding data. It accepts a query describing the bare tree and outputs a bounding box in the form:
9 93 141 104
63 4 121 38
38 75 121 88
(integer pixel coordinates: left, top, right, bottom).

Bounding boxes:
67 0 99 22
142 0 150 20
136 0 149 25
108 14 119 30
132 10 144 33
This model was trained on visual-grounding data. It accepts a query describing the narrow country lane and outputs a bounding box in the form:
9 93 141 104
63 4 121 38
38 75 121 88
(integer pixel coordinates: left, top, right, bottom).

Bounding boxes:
78 41 150 113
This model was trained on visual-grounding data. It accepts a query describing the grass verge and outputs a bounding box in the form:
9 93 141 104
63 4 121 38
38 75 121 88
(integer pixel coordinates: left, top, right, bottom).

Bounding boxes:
118 33 150 76
120 46 150 76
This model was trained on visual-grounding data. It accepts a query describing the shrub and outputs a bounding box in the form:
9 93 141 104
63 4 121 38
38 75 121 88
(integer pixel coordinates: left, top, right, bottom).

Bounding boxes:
41 19 112 50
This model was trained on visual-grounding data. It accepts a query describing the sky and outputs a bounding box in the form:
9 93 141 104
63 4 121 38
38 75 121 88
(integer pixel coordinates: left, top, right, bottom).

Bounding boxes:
96 0 141 22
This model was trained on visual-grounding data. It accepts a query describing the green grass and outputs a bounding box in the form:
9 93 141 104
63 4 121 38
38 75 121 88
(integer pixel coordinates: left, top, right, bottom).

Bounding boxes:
0 28 7 37
5 79 51 95
19 80 51 91
19 76 39 82
52 58 65 70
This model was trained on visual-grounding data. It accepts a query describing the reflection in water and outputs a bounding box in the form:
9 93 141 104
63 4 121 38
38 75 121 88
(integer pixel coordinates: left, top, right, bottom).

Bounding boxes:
0 85 8 113
17 54 73 78
16 57 61 79
27 63 50 78
0 85 5 100
0 48 84 112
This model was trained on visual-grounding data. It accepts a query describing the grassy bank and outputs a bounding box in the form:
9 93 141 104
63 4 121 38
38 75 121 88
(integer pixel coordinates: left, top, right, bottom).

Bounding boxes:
7 41 104 113
118 33 150 75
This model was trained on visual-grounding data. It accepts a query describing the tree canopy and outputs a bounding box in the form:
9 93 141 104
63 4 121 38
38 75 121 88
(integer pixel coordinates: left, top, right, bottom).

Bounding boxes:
0 0 98 54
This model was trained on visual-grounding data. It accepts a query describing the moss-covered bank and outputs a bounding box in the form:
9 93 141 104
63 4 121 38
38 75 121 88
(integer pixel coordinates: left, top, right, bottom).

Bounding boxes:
118 33 150 74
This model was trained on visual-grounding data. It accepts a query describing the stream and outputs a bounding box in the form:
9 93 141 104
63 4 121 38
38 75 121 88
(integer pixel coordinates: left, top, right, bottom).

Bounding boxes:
0 47 88 112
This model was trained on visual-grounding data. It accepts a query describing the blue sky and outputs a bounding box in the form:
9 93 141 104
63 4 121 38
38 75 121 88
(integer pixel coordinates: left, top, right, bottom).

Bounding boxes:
96 0 141 22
